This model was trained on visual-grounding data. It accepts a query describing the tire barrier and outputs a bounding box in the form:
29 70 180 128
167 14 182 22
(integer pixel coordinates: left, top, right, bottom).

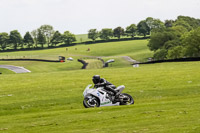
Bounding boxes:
134 57 200 65
0 59 60 62
97 58 105 67
77 59 88 69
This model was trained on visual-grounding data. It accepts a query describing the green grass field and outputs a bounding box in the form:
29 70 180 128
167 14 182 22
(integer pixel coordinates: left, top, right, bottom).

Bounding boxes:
0 68 15 74
0 39 199 132
0 62 200 132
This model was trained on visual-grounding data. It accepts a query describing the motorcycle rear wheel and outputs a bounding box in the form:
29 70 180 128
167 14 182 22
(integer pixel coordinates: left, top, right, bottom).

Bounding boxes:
119 93 134 105
83 96 100 108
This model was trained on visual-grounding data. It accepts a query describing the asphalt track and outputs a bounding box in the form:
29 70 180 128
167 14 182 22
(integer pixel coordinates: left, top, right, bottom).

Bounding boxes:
0 65 31 73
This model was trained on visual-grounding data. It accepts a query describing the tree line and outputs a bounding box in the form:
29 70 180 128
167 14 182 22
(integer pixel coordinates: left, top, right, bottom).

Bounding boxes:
0 25 76 51
0 17 159 51
147 16 200 60
1 15 200 59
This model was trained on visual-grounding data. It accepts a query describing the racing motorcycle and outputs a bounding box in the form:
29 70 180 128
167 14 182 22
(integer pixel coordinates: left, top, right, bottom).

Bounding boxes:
83 84 134 108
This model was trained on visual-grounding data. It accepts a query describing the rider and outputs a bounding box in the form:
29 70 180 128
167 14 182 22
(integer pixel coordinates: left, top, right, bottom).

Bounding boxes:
92 75 119 100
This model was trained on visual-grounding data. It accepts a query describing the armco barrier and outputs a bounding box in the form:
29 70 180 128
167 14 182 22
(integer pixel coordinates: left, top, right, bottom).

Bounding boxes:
135 57 200 65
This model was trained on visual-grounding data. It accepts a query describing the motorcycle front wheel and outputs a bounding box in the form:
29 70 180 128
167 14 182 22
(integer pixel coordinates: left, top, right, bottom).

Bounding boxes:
83 96 100 108
119 93 134 105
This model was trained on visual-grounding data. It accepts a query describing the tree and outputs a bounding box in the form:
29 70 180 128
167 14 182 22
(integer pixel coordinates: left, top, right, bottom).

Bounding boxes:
31 29 38 48
148 29 177 51
137 20 150 37
37 30 46 48
99 28 113 40
176 16 200 29
165 20 174 28
182 27 200 57
38 25 54 47
167 46 184 59
50 31 63 46
113 26 124 39
125 24 137 38
88 29 99 41
23 32 34 48
9 30 23 50
146 17 165 33
0 32 9 50
153 49 167 60
173 20 192 31
62 31 76 45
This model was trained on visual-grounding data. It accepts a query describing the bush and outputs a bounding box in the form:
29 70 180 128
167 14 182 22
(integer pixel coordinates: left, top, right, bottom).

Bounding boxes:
153 49 167 60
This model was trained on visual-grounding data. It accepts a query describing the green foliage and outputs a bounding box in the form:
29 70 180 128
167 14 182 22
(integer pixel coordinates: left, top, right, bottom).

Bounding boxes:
182 27 200 57
167 46 184 59
63 31 76 45
176 15 200 29
99 28 113 40
88 29 99 41
146 17 165 33
137 20 150 37
153 49 167 60
165 20 174 28
148 29 177 51
50 31 63 46
31 29 38 47
37 30 46 48
148 16 200 60
0 32 9 50
163 39 181 50
171 26 188 36
125 24 137 38
113 26 124 39
38 25 55 47
23 32 34 48
173 20 192 31
9 30 23 50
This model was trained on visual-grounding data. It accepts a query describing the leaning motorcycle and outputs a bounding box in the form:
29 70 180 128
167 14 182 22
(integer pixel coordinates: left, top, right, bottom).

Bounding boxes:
83 84 134 108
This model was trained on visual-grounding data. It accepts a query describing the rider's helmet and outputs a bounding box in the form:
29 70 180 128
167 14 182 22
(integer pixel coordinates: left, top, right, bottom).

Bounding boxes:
92 75 100 84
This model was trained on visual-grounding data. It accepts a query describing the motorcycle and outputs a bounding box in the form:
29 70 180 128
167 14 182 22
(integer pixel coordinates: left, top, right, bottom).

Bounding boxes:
83 84 134 108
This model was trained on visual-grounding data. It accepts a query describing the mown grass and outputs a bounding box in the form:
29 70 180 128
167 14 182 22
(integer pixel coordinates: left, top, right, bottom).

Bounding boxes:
0 68 15 74
0 62 200 132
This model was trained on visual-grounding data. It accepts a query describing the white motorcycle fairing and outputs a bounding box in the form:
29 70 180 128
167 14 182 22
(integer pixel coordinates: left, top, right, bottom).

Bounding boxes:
83 84 125 107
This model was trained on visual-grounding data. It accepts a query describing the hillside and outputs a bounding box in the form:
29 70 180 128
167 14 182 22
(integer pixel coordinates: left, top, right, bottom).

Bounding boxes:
0 39 199 133
0 40 153 72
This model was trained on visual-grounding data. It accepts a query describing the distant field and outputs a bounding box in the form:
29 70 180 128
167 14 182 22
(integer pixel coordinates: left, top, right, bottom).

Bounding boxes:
0 40 153 71
75 34 149 43
0 62 200 132
75 34 91 43
0 40 152 61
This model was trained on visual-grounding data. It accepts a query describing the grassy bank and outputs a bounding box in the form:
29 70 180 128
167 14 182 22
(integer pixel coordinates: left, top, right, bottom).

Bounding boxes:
0 62 200 132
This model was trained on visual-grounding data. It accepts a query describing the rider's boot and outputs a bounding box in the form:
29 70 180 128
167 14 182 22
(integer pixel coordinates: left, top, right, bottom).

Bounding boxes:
112 93 120 104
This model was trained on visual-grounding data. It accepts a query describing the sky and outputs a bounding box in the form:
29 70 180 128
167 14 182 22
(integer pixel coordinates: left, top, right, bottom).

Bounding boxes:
0 0 200 35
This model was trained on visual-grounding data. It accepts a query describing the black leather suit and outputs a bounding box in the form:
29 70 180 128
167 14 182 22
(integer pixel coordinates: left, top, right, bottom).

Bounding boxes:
94 78 117 95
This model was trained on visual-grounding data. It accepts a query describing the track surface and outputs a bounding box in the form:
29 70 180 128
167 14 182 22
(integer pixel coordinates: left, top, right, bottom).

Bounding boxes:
0 65 31 73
